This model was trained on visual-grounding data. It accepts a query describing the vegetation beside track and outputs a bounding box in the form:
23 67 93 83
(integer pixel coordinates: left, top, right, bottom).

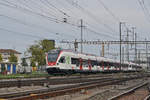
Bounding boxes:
0 71 147 79
0 71 49 79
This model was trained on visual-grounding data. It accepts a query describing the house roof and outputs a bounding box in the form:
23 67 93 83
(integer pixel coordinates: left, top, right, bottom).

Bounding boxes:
0 49 21 54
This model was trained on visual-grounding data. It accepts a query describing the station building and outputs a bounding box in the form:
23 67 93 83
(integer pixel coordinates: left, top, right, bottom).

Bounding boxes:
0 62 18 74
0 49 21 74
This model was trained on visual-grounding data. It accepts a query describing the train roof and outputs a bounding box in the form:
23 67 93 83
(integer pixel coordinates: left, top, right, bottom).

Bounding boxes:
49 49 140 66
61 49 118 62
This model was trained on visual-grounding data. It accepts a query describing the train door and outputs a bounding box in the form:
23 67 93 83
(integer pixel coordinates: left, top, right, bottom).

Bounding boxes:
109 62 113 71
101 61 104 72
95 60 100 72
58 56 66 70
82 59 89 72
59 56 71 70
65 56 71 70
103 62 107 71
88 60 92 71
91 60 97 72
79 58 83 71
128 64 132 71
107 62 110 72
98 61 103 72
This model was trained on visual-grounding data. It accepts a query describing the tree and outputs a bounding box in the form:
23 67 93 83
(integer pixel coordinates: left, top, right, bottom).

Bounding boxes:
21 58 28 66
8 53 18 63
30 60 36 67
0 54 2 62
30 58 36 67
28 39 55 66
40 39 55 52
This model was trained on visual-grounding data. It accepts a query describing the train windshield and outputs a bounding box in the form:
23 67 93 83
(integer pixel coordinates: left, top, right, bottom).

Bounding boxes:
47 50 60 62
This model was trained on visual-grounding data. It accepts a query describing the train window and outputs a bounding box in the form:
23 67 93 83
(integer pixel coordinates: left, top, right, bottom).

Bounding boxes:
91 60 97 66
71 58 78 64
97 62 102 66
124 64 128 67
103 62 108 67
76 61 79 66
71 58 80 67
109 62 114 66
82 60 88 67
113 63 118 67
59 56 65 63
48 53 59 62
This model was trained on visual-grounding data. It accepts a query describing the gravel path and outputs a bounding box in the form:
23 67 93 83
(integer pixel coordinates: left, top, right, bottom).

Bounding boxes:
46 79 145 100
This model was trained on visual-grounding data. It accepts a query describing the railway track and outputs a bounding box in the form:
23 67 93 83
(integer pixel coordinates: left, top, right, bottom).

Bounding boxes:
0 75 146 100
0 74 113 88
144 95 150 100
0 72 147 88
109 82 149 100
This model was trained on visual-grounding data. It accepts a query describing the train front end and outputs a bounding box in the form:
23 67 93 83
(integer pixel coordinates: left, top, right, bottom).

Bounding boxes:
46 49 61 74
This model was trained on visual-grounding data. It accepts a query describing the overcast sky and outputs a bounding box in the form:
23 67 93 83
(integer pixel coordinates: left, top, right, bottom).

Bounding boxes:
0 0 150 60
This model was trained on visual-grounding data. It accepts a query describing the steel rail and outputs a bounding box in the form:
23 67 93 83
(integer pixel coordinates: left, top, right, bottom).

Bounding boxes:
0 73 138 88
2 76 142 100
0 78 116 99
0 76 115 88
109 82 149 100
144 95 150 100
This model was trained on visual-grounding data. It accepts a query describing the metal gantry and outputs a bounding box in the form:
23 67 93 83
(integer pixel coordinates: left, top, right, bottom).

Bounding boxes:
60 40 150 65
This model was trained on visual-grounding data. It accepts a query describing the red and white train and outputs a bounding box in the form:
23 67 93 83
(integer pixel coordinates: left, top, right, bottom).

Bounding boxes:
46 49 142 74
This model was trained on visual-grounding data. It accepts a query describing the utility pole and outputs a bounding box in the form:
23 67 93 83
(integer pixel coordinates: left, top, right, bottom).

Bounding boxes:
135 33 137 63
138 50 141 65
122 47 124 63
119 22 124 70
119 22 122 70
102 42 105 57
80 19 83 53
146 38 148 70
74 39 78 52
126 29 129 62
132 27 136 42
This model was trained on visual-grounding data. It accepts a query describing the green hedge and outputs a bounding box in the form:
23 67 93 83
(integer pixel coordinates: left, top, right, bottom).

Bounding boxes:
0 72 49 79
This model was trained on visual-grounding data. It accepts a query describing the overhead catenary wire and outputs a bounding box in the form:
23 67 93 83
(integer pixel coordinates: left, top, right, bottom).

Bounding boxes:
56 0 78 18
0 0 59 22
44 0 70 17
85 27 118 40
0 0 148 59
0 0 81 39
0 14 54 32
97 0 145 41
0 1 90 40
56 0 118 38
0 27 44 39
141 0 150 18
138 0 150 23
55 0 118 39
96 0 147 42
0 14 76 38
0 0 80 39
3 0 81 26
38 0 60 17
65 0 118 34
85 22 115 35
1 0 135 42
0 0 119 40
17 0 58 18
0 1 78 29
96 0 120 22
